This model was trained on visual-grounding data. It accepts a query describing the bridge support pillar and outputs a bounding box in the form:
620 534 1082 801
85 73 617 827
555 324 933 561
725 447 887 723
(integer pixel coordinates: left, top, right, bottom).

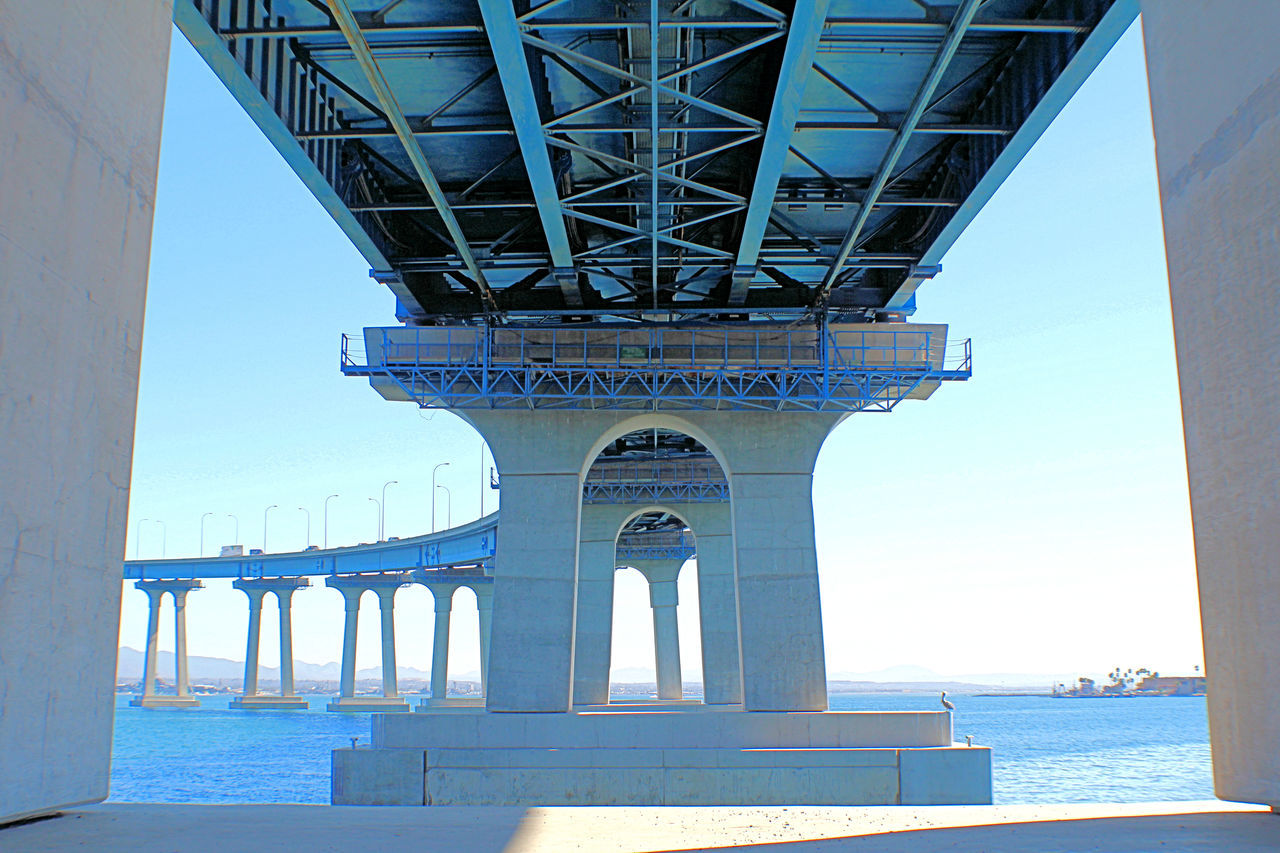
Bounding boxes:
326 576 409 712
688 504 742 705
427 585 455 703
231 578 309 709
631 560 686 701
1142 0 1280 808
129 580 203 708
376 588 399 699
572 507 621 706
465 411 602 712
475 585 493 696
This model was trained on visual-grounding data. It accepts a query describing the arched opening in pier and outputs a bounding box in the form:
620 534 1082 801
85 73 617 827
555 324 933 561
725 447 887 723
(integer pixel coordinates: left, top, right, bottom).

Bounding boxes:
582 426 734 705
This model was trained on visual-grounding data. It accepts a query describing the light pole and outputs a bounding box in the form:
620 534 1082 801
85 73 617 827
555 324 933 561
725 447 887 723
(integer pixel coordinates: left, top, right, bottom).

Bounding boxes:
298 506 311 549
431 462 450 533
263 505 278 552
380 480 398 541
227 514 240 546
324 494 339 549
437 484 451 530
135 517 151 559
479 442 485 518
153 519 167 558
367 497 380 542
200 512 214 557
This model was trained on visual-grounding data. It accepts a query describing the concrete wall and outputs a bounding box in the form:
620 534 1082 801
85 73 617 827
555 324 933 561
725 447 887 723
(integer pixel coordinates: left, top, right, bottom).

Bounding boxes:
0 0 172 823
1140 0 1280 808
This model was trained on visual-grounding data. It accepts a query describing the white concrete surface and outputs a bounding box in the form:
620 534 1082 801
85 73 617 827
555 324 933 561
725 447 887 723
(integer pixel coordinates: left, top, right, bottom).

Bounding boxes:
0 0 173 820
1141 0 1280 809
3 801 1273 853
374 709 954 750
427 584 456 700
334 742 990 806
629 559 687 701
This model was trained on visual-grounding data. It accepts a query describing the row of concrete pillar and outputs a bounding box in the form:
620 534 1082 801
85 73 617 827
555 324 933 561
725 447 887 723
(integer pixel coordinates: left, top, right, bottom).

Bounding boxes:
129 575 493 710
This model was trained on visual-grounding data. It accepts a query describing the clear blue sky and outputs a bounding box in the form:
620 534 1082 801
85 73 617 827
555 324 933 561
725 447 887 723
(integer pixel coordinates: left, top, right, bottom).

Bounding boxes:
122 19 1201 685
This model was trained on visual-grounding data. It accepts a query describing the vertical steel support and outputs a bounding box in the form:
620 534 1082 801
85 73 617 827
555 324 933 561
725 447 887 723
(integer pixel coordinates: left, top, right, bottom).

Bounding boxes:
731 0 831 305
477 0 581 306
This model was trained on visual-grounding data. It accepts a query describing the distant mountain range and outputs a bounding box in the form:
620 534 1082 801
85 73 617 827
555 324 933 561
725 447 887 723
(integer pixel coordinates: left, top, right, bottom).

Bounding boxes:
116 647 480 684
118 647 1067 690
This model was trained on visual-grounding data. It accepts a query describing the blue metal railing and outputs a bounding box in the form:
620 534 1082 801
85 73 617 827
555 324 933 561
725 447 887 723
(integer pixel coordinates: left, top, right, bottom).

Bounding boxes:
341 321 971 411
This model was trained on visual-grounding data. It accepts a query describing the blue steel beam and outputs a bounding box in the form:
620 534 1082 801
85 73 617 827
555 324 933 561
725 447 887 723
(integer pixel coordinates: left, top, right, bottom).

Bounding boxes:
818 0 982 299
731 0 831 305
323 0 497 312
476 0 580 306
172 1 420 317
886 0 1140 311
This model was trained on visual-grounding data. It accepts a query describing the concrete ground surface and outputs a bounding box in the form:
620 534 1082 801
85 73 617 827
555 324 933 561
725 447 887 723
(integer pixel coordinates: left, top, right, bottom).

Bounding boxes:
1 801 1275 852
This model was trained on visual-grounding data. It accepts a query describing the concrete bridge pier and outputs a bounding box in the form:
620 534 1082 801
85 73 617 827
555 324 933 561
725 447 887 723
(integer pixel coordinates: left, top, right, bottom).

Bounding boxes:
475 585 493 696
421 583 456 706
130 580 204 708
230 578 309 709
572 507 621 706
630 559 687 701
1141 0 1280 809
326 576 410 712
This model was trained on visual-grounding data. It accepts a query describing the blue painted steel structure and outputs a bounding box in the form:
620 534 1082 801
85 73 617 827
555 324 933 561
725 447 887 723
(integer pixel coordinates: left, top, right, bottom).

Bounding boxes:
172 0 1136 322
343 320 970 410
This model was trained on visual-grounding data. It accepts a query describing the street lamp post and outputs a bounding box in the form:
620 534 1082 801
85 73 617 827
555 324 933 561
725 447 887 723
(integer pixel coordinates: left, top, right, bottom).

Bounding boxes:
298 506 311 549
199 512 214 557
367 497 380 542
263 505 278 553
135 517 151 559
380 480 398 541
437 484 451 530
323 494 339 549
431 462 450 533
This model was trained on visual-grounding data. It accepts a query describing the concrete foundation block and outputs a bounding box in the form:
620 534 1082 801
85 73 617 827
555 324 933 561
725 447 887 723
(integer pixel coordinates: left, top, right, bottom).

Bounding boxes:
899 746 993 805
332 748 424 806
128 696 200 708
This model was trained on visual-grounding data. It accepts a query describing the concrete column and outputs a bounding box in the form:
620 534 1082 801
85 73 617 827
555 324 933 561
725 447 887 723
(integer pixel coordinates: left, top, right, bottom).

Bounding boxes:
573 506 622 706
140 589 164 698
428 586 455 701
0 0 173 824
699 412 840 712
466 410 602 712
632 560 685 701
649 580 682 700
172 590 192 698
375 588 398 699
1141 1 1280 808
240 588 267 698
276 590 297 697
338 590 361 699
690 505 743 705
474 586 493 695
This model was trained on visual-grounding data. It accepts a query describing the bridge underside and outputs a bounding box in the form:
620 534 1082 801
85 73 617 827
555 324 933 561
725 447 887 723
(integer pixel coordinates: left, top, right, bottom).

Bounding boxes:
176 0 1136 322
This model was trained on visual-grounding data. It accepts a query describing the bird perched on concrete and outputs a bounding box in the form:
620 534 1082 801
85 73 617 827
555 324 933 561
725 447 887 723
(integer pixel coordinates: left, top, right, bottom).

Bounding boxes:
940 691 956 711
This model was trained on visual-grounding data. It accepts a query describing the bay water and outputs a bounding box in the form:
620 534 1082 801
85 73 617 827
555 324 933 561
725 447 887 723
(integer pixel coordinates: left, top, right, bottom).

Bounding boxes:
108 692 1213 804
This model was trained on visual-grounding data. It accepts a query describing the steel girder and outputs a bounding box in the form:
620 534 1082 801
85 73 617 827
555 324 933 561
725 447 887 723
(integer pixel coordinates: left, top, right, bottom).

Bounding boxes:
175 0 1133 322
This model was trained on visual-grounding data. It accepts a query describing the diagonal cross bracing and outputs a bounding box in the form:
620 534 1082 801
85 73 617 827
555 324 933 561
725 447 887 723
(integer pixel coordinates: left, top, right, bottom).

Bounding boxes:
324 0 497 312
817 0 983 301
731 0 831 305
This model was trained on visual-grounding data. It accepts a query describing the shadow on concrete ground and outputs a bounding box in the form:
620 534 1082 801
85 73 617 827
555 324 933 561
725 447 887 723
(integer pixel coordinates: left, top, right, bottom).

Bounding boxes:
654 812 1280 852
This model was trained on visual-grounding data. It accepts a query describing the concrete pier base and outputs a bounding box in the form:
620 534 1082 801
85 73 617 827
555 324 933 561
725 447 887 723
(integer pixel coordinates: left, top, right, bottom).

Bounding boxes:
127 696 200 709
331 709 989 807
326 697 411 713
228 696 309 710
416 698 486 711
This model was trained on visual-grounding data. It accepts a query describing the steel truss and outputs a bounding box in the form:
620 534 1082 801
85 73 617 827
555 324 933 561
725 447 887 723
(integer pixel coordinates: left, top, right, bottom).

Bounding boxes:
176 0 1131 320
342 322 971 412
